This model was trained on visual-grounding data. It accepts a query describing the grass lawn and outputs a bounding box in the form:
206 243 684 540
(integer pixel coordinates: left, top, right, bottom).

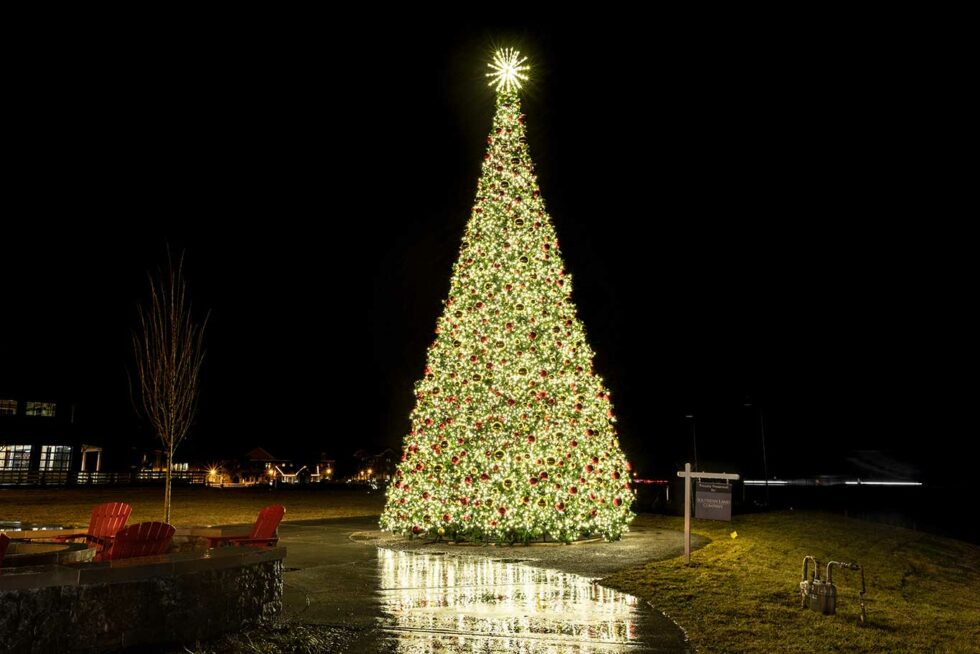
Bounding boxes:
603 511 980 653
0 485 385 527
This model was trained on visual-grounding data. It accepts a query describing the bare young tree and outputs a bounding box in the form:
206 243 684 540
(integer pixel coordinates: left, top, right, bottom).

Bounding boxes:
132 251 209 523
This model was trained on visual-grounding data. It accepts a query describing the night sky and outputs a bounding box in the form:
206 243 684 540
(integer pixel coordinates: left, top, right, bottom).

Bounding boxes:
1 22 967 482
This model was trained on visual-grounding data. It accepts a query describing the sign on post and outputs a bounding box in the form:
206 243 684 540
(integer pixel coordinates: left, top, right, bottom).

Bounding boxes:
695 481 733 521
677 463 739 563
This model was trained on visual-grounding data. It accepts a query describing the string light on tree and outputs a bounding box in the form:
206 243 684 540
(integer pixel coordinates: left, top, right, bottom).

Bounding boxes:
380 49 636 543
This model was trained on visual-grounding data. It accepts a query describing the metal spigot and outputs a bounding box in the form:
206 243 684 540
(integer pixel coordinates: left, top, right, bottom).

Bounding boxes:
826 561 866 624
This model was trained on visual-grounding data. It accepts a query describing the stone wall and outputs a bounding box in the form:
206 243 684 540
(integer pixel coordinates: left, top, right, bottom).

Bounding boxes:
0 547 284 652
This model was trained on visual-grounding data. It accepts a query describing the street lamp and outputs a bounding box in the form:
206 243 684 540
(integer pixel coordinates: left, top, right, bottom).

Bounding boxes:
684 414 698 471
744 401 769 506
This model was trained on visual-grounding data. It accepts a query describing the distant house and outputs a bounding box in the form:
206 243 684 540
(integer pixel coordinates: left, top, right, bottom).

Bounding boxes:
308 452 336 482
233 447 291 485
205 448 337 486
0 394 102 485
315 465 336 482
136 449 192 474
352 448 396 482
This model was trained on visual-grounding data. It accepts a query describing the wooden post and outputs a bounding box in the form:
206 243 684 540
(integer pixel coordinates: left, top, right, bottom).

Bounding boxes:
683 462 692 562
677 463 740 564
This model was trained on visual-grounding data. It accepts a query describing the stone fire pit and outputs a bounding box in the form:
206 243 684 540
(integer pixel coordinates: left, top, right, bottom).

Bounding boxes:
0 531 285 652
3 541 96 567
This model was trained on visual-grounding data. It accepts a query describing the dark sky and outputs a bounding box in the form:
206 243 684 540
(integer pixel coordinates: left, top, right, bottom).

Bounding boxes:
0 21 968 481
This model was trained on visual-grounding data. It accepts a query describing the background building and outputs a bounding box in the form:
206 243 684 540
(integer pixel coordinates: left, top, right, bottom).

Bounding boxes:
0 394 101 485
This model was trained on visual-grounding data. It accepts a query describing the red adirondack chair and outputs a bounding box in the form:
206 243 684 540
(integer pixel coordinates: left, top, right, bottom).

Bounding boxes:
103 522 175 561
0 533 10 569
206 505 285 548
53 502 131 561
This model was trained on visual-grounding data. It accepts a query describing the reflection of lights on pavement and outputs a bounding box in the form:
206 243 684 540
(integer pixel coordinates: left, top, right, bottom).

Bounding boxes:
377 548 642 653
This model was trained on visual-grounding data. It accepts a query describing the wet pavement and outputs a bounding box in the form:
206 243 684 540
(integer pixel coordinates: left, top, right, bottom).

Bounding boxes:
277 517 695 653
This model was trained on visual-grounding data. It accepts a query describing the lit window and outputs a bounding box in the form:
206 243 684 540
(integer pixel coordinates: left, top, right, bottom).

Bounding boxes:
39 445 72 471
0 445 32 470
0 399 17 416
24 402 57 417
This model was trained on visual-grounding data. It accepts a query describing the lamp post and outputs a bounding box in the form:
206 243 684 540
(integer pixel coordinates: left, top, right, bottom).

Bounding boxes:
684 414 698 471
744 402 769 506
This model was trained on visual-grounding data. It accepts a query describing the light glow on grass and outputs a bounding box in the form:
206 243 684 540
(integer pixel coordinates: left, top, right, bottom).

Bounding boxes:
743 479 923 487
600 512 980 652
844 480 923 486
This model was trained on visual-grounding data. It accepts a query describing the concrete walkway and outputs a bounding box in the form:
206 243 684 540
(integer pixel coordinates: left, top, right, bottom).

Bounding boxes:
276 516 703 652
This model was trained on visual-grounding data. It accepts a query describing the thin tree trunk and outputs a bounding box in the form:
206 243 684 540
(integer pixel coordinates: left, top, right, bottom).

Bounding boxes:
164 443 173 523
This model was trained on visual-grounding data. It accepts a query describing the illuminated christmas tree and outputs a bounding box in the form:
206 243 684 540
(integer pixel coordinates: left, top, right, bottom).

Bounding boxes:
380 49 635 543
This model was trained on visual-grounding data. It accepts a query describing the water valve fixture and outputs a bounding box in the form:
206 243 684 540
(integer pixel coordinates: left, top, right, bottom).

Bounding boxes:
799 555 866 623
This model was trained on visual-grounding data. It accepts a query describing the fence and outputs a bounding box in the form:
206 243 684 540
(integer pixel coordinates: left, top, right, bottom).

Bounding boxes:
0 470 208 487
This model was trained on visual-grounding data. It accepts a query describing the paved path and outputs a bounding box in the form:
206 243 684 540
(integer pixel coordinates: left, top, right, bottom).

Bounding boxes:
277 516 700 652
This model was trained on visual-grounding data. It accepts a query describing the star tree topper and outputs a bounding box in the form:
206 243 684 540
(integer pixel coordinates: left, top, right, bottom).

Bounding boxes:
486 48 529 93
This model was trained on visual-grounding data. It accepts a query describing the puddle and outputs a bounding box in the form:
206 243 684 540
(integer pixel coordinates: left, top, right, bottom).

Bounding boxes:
376 548 688 653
